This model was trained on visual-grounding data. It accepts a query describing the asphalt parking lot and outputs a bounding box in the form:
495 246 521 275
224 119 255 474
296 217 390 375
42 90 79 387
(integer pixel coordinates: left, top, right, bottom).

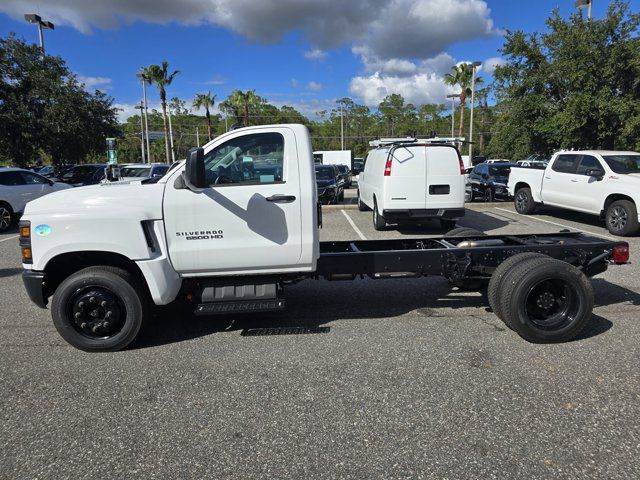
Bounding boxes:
1 189 639 479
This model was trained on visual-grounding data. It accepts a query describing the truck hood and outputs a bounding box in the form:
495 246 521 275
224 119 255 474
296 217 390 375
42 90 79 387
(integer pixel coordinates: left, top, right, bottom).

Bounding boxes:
24 181 166 219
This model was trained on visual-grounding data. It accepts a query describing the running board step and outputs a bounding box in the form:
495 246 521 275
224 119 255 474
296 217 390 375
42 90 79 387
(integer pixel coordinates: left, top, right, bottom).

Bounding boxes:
195 299 286 316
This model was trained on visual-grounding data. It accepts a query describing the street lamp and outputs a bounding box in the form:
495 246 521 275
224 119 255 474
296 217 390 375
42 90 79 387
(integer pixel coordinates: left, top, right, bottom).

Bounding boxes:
136 72 151 163
468 61 482 161
24 14 54 56
446 94 461 138
134 103 146 163
575 0 593 19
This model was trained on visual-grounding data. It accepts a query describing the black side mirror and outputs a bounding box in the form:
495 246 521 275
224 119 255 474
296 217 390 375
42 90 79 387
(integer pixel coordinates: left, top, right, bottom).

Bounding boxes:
586 168 604 179
184 147 206 190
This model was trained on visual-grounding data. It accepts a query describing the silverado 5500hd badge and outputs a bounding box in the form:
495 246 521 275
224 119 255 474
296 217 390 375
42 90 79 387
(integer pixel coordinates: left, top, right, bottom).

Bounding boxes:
176 230 224 240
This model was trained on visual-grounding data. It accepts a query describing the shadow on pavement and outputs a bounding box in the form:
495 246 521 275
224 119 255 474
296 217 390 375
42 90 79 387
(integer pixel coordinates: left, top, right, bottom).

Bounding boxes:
0 267 22 278
393 209 511 235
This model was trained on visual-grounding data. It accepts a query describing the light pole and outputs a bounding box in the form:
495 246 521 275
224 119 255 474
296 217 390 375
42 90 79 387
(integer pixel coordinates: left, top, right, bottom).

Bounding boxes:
134 103 146 163
446 94 460 138
24 14 54 56
468 61 482 161
575 0 593 19
136 72 151 163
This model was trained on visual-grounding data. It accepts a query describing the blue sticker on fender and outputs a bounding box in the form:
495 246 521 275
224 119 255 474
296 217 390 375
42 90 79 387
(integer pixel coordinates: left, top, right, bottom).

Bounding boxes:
35 224 52 237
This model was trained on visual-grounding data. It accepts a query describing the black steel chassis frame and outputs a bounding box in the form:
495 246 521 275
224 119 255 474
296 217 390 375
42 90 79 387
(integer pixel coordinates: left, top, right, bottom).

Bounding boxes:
316 232 628 283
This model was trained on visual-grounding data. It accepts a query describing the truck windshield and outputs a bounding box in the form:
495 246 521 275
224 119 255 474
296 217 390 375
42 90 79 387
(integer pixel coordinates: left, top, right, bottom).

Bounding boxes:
602 155 640 174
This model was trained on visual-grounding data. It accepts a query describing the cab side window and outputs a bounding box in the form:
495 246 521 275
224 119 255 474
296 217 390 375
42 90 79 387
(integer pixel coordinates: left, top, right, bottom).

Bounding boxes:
20 172 49 184
552 155 579 174
0 172 27 186
203 133 284 186
576 155 603 176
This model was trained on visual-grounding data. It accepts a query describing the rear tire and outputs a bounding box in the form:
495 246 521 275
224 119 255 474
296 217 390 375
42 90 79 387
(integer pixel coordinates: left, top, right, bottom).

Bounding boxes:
606 200 639 237
498 257 593 343
0 202 14 232
444 227 486 238
51 266 149 352
373 200 386 231
514 187 536 215
488 252 547 322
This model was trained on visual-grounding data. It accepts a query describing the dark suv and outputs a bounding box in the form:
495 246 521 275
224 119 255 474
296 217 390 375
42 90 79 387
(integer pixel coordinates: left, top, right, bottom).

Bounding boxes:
336 165 353 189
315 165 345 204
468 163 518 202
60 164 107 187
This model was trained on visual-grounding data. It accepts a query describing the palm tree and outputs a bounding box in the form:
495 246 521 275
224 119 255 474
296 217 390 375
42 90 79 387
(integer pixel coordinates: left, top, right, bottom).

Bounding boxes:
144 61 180 163
192 91 216 141
444 64 483 138
228 89 263 127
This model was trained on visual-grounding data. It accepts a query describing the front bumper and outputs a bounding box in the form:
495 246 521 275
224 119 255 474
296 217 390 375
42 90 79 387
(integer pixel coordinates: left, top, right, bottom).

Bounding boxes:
22 270 47 308
382 208 465 221
493 185 510 198
317 188 338 203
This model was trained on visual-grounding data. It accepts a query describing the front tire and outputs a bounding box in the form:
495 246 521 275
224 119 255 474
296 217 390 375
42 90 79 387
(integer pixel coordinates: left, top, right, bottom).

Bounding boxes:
373 200 386 231
357 191 370 211
51 266 148 352
606 200 639 237
514 187 536 215
0 203 13 232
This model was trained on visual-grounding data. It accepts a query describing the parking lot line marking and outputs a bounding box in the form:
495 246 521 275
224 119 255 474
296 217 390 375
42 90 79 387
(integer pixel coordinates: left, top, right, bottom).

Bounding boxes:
0 235 19 243
341 210 367 241
495 208 618 241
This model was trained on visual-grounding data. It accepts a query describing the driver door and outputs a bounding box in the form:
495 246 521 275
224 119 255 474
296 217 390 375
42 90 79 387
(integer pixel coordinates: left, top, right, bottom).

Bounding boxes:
163 127 303 275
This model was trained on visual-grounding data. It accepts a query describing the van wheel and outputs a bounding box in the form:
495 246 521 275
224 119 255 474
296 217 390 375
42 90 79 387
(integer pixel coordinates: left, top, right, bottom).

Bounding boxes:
488 252 547 322
357 191 370 211
606 200 639 237
373 200 386 231
0 203 14 232
514 187 536 214
51 266 149 352
498 256 593 342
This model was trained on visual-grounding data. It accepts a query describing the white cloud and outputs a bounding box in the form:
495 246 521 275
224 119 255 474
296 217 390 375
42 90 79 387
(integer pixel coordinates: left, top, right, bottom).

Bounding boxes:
306 81 322 92
483 57 506 76
2 1 498 60
291 79 300 88
304 48 328 60
77 75 112 91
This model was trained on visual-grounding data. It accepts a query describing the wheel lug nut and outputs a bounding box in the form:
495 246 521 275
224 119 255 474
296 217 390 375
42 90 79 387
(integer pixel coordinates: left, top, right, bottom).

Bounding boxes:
92 324 100 333
74 312 82 319
89 296 96 303
103 321 110 329
80 322 87 329
105 311 112 318
100 301 107 308
78 302 84 308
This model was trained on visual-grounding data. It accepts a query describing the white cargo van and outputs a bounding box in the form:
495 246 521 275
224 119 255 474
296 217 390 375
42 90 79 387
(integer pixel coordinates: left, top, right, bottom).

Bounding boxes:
357 142 466 230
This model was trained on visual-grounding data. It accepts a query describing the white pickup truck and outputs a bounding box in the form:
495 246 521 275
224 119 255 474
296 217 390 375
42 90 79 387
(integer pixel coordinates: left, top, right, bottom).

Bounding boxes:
508 151 640 236
18 126 630 351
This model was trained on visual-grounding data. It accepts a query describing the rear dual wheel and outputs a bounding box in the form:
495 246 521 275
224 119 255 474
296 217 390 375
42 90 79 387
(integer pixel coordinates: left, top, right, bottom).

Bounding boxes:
490 255 594 343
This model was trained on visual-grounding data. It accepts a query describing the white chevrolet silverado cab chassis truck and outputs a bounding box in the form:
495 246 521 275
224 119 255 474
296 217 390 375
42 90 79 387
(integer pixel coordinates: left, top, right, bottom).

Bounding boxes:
19 125 629 351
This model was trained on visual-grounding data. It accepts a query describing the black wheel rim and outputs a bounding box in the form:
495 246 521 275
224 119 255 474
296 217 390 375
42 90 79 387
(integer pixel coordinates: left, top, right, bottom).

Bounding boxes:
515 191 528 211
608 206 627 232
0 207 10 230
524 279 579 330
68 286 126 339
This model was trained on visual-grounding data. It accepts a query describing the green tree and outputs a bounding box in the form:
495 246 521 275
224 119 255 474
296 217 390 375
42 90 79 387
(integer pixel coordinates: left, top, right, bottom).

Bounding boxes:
192 91 216 141
0 35 119 166
221 89 264 127
144 61 180 163
444 63 484 138
489 1 640 159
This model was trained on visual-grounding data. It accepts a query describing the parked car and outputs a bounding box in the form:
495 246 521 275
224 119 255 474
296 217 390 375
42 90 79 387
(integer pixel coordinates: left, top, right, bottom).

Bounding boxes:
352 157 365 175
315 164 344 204
336 165 353 188
117 163 170 182
508 150 640 236
60 164 107 187
0 168 71 231
468 163 518 202
357 142 465 230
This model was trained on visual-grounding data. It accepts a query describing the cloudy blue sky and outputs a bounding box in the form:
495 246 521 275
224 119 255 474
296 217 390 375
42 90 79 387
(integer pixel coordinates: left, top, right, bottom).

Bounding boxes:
0 0 629 120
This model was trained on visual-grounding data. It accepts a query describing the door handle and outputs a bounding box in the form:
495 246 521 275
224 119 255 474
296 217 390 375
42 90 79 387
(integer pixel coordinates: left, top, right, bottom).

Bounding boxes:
570 179 578 183
544 176 551 180
266 194 296 203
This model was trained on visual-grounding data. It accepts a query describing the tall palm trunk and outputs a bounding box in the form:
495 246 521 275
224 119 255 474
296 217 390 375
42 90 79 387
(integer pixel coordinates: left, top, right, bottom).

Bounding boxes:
205 107 212 141
458 103 465 138
160 89 171 164
243 103 249 126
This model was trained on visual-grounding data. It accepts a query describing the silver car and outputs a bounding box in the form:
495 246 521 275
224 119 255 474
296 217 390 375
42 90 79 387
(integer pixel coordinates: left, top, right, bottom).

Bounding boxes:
0 168 71 231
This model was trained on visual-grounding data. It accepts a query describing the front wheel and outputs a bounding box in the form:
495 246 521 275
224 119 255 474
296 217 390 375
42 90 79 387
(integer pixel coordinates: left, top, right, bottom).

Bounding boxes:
51 266 149 352
606 200 639 237
357 191 370 211
514 188 536 215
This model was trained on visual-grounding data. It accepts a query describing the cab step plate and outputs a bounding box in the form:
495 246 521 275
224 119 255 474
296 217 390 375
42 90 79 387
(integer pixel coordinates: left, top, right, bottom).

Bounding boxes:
195 299 286 316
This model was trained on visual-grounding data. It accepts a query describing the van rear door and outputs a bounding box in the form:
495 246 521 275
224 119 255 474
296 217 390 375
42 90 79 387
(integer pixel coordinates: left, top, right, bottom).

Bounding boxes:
387 146 427 210
426 146 464 208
